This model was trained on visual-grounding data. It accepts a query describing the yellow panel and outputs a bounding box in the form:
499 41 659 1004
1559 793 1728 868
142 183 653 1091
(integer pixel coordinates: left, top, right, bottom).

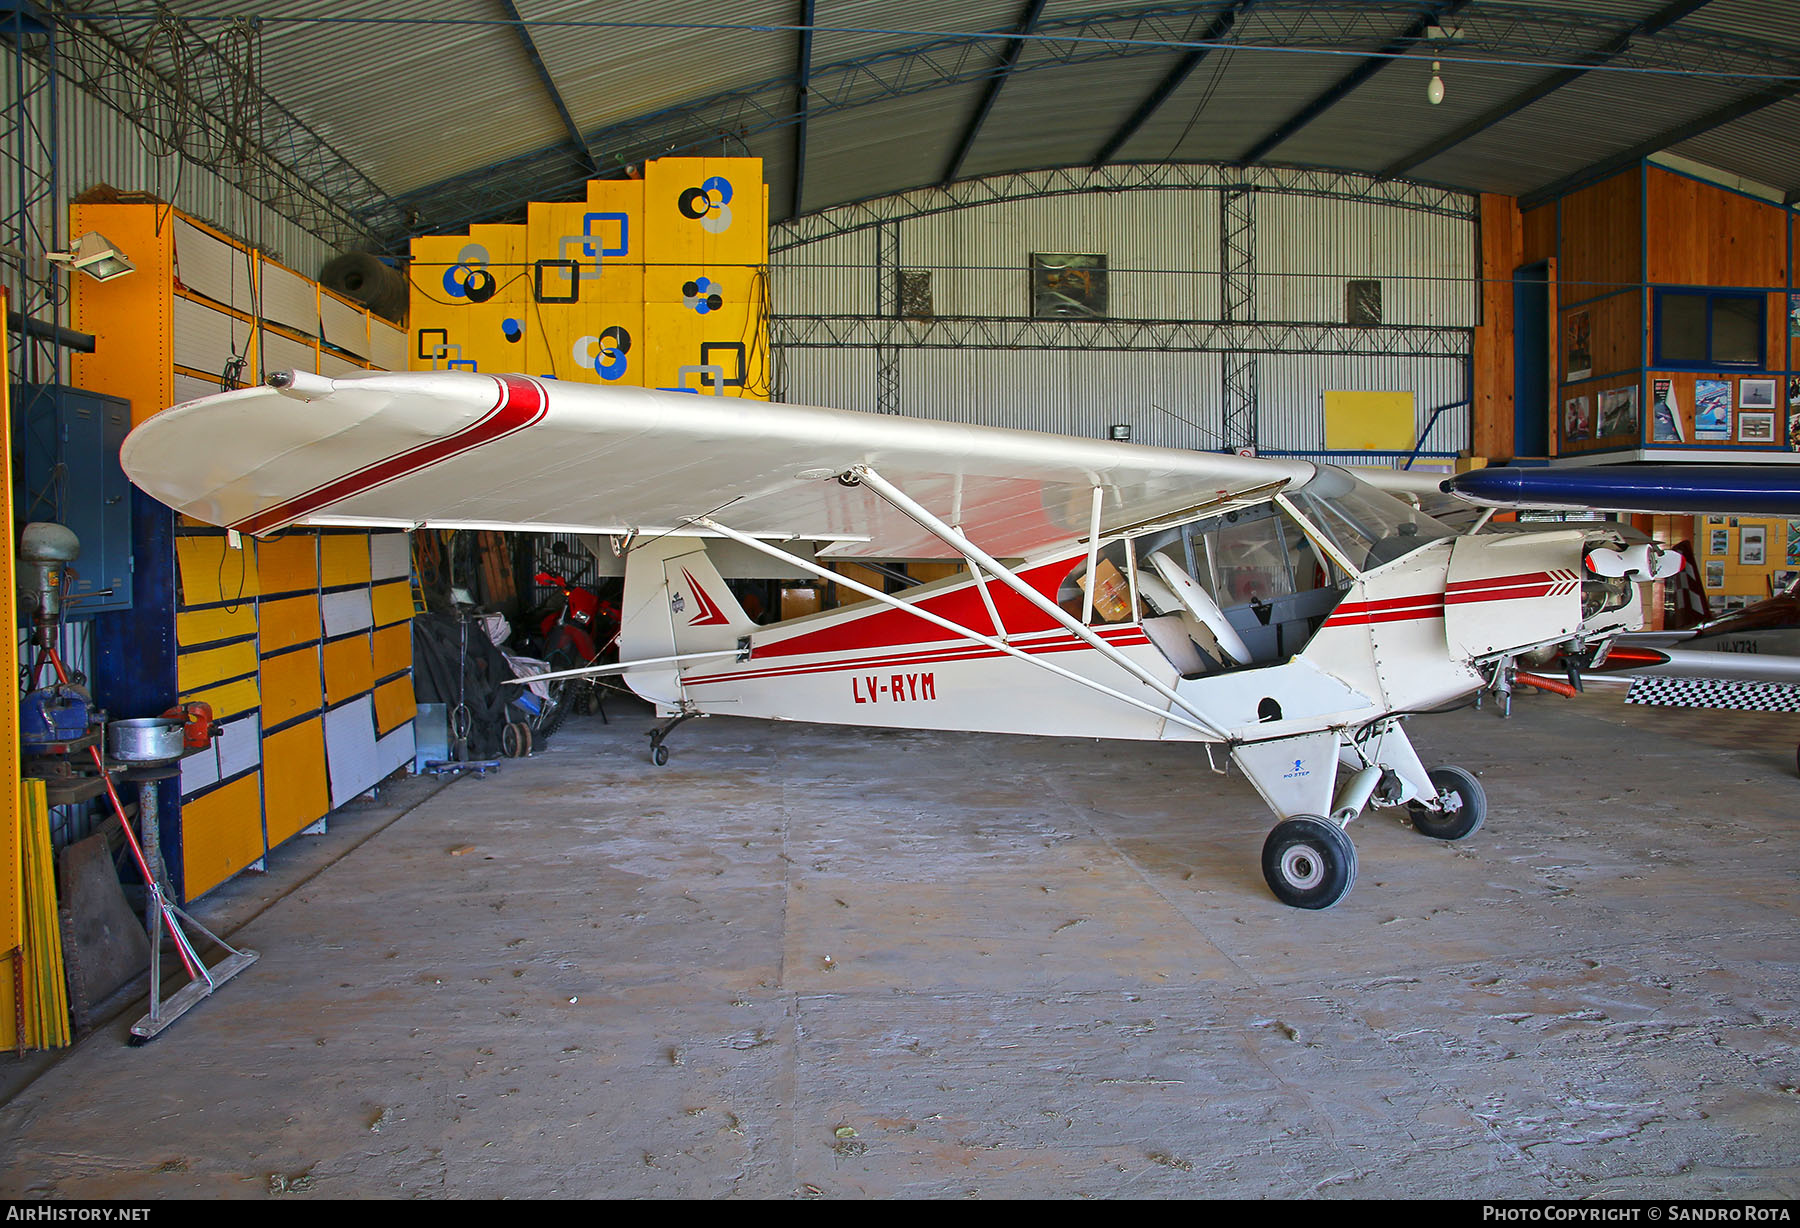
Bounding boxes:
529 301 643 386
643 261 759 307
322 634 375 705
176 602 258 648
259 645 323 727
371 623 412 679
0 330 17 967
180 677 260 719
180 772 265 900
70 202 174 425
262 720 331 847
371 580 414 628
643 157 767 268
256 534 319 594
259 592 321 653
585 178 646 265
176 534 259 607
644 302 765 398
319 535 372 587
374 677 417 735
1323 390 1417 452
177 640 259 692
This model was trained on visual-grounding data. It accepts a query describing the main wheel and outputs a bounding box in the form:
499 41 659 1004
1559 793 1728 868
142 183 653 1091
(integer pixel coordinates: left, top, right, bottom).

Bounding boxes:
1261 816 1357 910
1408 765 1486 841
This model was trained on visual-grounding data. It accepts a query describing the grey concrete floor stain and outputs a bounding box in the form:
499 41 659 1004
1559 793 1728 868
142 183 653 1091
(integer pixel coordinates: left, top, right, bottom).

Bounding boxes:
0 689 1795 1198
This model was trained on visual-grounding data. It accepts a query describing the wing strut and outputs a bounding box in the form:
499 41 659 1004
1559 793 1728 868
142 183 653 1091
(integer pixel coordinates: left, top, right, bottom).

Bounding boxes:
691 515 1226 753
843 464 1231 740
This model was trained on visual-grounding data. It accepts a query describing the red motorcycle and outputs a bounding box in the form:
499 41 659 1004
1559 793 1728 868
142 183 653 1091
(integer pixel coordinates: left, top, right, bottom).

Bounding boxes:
527 571 620 730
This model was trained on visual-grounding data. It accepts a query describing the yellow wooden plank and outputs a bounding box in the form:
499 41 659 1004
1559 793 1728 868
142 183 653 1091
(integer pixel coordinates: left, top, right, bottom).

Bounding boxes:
322 635 375 705
255 533 319 595
259 593 321 654
262 720 331 847
371 623 412 680
259 645 323 728
370 580 414 628
374 677 417 735
176 534 259 607
1323 390 1417 452
176 602 259 648
319 535 372 588
179 677 260 719
179 772 265 900
177 640 260 692
70 202 174 426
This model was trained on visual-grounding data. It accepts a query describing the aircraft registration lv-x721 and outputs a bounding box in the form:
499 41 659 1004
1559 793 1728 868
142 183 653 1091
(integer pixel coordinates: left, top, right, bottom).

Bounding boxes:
121 370 1682 910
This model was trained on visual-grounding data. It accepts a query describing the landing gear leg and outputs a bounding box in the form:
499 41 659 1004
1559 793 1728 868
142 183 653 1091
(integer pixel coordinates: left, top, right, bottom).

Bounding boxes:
647 709 704 766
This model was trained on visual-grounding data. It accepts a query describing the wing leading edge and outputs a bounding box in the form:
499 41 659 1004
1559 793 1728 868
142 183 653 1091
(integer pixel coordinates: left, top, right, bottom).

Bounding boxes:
123 370 1316 559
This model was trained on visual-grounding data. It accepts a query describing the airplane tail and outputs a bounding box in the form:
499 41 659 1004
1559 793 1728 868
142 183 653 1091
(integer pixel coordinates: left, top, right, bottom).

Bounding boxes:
618 535 756 708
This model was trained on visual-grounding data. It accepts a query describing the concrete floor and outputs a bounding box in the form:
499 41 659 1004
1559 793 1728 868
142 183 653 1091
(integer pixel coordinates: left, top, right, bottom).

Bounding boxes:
0 686 1796 1199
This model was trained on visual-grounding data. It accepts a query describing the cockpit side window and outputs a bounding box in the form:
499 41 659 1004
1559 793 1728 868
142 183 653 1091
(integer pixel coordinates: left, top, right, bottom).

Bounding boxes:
1058 539 1138 625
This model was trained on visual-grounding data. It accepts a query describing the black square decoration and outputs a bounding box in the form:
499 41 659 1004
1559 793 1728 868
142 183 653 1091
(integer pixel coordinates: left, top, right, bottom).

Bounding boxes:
698 341 746 388
415 327 448 361
533 259 580 304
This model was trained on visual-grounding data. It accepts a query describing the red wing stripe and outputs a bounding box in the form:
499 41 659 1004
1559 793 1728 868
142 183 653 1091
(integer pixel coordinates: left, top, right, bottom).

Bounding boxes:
230 375 549 534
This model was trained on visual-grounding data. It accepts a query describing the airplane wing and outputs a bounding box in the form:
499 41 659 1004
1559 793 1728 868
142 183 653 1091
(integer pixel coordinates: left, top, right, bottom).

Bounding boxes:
121 370 1316 560
1441 464 1800 516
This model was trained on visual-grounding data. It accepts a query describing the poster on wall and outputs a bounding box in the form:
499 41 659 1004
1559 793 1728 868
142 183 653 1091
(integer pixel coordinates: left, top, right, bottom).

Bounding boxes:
1789 293 1800 337
1739 412 1776 443
1709 528 1730 555
1741 525 1767 566
1598 384 1638 437
1705 561 1725 589
1740 378 1777 410
1566 310 1592 382
1696 379 1733 440
1651 378 1684 443
1790 378 1800 451
1564 395 1592 442
1787 519 1800 565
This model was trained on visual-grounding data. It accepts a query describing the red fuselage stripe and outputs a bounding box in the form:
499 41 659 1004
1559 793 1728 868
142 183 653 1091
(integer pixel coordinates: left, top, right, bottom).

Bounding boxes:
230 375 548 534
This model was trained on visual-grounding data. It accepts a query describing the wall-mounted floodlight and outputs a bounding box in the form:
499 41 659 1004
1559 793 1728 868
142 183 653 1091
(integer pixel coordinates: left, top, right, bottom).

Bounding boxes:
45 232 134 282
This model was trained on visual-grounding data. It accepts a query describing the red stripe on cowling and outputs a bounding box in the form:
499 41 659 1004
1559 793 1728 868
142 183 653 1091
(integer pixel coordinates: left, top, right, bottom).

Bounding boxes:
231 374 548 534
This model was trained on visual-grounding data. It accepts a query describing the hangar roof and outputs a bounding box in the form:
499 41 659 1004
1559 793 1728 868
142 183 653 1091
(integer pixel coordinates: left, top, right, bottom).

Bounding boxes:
56 1 1800 249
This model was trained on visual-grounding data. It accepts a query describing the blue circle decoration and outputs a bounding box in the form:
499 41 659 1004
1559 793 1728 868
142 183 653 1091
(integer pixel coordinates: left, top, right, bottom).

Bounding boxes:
502 318 523 343
596 325 631 380
700 175 733 205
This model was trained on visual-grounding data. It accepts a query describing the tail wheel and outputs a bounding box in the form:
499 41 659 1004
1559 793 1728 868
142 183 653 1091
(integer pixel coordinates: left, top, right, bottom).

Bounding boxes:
1261 816 1357 910
1408 765 1486 841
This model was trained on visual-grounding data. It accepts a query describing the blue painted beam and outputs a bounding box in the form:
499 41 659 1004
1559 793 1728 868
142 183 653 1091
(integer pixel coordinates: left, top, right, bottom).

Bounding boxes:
1092 1 1251 168
497 0 595 174
1444 465 1800 516
1236 0 1473 167
1377 0 1717 182
792 0 815 219
940 0 1048 186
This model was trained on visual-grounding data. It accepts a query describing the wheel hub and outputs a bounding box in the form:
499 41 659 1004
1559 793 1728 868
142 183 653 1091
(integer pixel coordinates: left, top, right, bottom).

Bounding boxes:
1279 846 1324 890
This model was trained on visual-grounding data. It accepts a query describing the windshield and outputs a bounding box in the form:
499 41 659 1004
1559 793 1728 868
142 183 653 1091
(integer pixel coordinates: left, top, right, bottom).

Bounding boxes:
1289 466 1455 571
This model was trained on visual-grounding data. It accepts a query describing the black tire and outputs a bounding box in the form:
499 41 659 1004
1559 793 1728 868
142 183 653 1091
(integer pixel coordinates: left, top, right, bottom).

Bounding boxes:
1408 765 1486 841
1261 816 1357 910
531 648 577 740
650 743 669 767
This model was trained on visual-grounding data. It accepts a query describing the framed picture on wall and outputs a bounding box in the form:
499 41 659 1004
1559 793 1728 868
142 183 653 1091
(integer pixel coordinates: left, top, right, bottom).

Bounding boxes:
1741 525 1767 566
1566 310 1592 382
1598 384 1639 437
1740 378 1777 410
1705 561 1725 589
1739 411 1776 443
1709 528 1730 554
1564 395 1591 442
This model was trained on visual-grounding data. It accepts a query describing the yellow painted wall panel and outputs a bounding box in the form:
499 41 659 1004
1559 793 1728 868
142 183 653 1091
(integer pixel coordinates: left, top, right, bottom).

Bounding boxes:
176 535 259 606
1323 390 1417 452
177 641 259 692
322 634 375 705
261 720 331 847
371 580 414 628
529 301 643 385
176 602 258 648
586 178 646 263
644 302 764 398
70 203 174 426
180 676 260 719
256 535 318 594
643 157 767 268
259 645 322 727
258 593 321 653
371 623 412 680
180 772 265 900
374 677 417 735
319 535 372 587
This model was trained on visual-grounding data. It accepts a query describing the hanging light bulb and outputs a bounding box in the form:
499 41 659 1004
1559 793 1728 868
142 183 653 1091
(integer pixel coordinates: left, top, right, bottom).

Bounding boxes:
1427 60 1446 106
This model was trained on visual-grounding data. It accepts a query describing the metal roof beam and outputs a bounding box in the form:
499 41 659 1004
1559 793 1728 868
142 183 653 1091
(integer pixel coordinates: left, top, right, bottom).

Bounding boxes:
1236 0 1473 167
1092 1 1250 168
940 0 1047 186
1377 0 1717 182
497 0 595 175
791 0 815 218
1519 83 1800 211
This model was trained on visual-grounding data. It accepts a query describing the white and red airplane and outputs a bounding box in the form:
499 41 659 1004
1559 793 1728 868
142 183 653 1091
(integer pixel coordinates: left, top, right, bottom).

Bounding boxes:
121 370 1682 909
